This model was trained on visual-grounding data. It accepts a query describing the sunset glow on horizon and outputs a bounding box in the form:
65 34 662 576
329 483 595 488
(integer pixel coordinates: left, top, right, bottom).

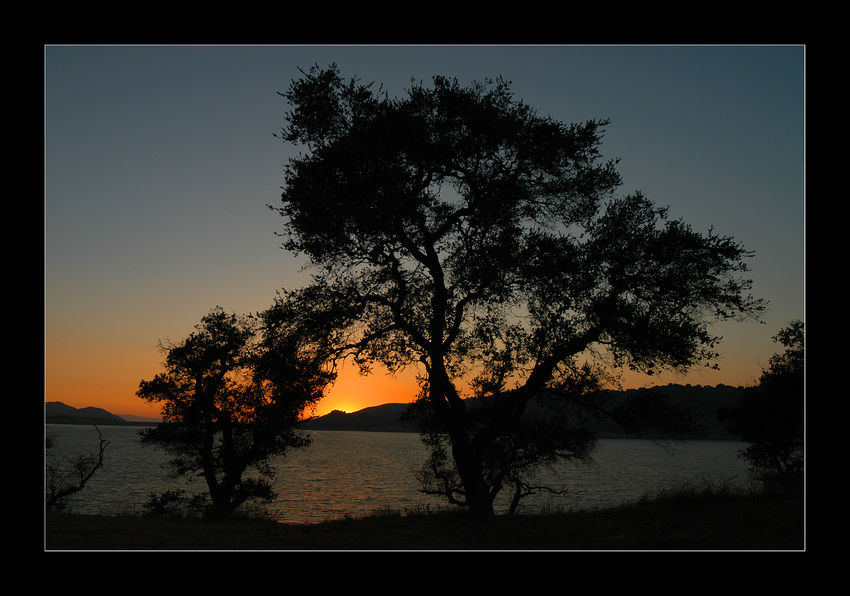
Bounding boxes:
45 45 804 423
45 332 770 421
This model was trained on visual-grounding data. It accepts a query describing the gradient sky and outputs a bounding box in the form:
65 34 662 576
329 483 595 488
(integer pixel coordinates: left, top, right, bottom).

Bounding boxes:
44 45 805 419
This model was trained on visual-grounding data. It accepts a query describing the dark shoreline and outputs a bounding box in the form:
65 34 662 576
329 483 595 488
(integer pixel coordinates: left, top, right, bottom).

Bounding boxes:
45 494 804 551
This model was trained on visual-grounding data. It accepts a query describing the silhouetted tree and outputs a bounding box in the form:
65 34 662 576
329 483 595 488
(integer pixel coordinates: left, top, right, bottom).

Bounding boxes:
271 65 766 517
137 306 335 518
46 426 109 511
717 321 804 494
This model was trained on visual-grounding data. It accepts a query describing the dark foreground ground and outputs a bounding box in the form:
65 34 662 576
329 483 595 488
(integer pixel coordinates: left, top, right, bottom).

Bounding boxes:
45 495 804 551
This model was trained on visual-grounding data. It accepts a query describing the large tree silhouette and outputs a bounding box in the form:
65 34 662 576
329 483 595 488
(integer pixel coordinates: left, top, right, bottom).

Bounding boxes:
271 65 766 517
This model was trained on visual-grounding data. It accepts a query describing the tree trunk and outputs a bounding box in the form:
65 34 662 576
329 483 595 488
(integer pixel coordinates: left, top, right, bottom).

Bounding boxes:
450 432 496 518
427 338 505 517
465 477 496 518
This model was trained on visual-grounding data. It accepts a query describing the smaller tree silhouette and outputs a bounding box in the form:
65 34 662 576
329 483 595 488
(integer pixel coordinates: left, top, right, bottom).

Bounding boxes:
137 306 335 518
717 320 804 495
45 426 109 511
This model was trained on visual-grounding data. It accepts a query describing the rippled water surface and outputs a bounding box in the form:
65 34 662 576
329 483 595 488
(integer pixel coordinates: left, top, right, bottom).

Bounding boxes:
46 424 749 523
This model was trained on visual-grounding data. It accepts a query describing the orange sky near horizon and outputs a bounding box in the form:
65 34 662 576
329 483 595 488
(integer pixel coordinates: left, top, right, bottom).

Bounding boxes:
45 337 767 421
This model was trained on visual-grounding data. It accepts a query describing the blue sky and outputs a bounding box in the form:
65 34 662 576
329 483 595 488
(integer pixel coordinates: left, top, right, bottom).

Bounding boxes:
44 45 804 418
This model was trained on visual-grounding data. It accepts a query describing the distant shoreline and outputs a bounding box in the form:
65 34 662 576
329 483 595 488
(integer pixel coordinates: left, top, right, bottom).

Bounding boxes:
46 417 159 427
45 383 745 438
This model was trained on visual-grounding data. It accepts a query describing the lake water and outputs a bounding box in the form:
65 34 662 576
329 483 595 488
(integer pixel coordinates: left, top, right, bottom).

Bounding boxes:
45 424 751 524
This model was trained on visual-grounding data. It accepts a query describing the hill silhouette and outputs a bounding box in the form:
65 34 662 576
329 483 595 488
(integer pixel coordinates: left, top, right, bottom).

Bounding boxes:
45 402 157 426
304 384 745 439
46 384 744 438
305 403 414 432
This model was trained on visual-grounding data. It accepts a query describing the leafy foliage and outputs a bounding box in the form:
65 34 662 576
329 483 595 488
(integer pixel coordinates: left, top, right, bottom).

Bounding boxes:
137 307 335 517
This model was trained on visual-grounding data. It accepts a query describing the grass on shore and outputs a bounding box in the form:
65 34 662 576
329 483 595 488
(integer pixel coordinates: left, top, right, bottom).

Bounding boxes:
45 479 804 551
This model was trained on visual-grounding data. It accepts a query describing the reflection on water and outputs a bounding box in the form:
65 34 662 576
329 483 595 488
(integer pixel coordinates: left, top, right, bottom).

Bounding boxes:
45 424 750 524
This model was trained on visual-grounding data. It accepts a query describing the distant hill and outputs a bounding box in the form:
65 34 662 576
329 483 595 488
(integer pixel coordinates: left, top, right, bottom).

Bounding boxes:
45 402 158 426
47 384 745 437
579 383 746 439
304 403 415 432
302 384 745 439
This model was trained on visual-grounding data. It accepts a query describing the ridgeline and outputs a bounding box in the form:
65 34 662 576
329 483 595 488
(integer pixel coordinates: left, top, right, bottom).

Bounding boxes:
303 383 745 439
46 384 745 439
45 402 159 426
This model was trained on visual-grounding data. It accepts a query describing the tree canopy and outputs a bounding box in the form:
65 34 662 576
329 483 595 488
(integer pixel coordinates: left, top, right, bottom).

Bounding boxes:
137 307 335 517
271 65 767 517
